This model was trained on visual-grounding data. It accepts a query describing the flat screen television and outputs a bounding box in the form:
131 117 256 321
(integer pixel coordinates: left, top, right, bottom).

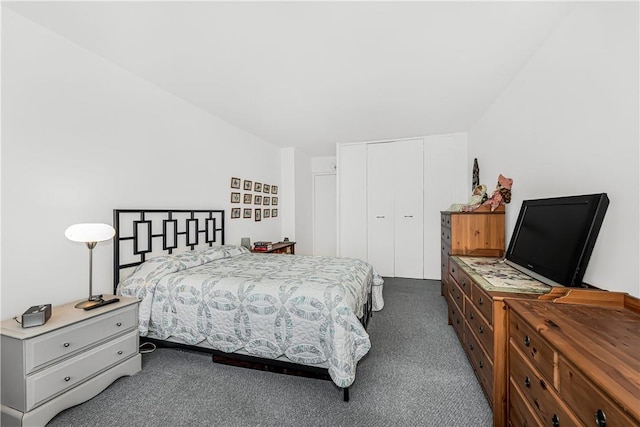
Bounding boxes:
505 193 609 287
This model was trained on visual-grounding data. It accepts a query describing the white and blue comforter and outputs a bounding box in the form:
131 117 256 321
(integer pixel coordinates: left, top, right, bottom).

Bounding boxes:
118 245 383 388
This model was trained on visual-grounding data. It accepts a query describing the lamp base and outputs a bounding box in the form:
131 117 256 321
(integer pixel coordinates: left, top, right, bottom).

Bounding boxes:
74 295 120 310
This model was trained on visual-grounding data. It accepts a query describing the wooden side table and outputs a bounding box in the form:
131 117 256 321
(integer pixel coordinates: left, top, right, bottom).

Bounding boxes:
251 241 296 254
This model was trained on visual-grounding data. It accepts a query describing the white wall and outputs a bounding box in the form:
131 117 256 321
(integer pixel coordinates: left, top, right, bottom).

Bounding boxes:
469 3 639 296
293 149 313 255
1 10 284 319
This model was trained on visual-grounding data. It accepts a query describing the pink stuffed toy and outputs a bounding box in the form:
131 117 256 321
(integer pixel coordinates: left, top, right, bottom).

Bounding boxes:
483 174 513 211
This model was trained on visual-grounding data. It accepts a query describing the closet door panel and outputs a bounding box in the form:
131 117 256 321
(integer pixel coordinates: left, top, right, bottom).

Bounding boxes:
367 143 395 277
394 139 424 279
337 144 367 260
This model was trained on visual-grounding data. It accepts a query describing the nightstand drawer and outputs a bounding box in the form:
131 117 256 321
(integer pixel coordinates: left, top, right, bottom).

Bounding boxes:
509 376 544 427
26 305 137 373
26 330 138 411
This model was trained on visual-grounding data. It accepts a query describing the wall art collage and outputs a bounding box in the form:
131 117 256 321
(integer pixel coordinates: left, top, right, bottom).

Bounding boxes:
230 177 278 221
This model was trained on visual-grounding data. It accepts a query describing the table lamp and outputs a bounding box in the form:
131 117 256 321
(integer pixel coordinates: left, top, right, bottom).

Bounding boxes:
65 223 115 309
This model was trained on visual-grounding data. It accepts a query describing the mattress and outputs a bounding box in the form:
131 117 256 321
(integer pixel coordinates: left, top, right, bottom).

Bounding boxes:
117 245 384 388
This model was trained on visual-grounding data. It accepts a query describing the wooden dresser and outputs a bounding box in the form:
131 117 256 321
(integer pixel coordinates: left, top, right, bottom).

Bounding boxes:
448 256 552 427
506 292 640 426
440 206 505 296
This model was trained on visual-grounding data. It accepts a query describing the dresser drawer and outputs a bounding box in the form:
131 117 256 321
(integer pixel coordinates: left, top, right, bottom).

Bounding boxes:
467 302 494 360
471 283 493 325
509 312 554 383
509 376 544 427
441 213 451 228
26 305 137 373
449 295 465 344
26 330 138 411
457 269 472 298
448 280 464 314
558 356 637 426
467 326 493 403
509 343 579 427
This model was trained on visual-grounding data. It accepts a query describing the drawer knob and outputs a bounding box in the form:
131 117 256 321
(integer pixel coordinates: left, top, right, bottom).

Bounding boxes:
118 350 123 355
552 414 560 427
64 376 71 382
63 342 70 348
116 322 122 327
470 312 474 320
595 409 606 427
524 376 531 388
478 297 484 305
524 335 531 347
478 326 483 334
469 343 474 351
478 360 483 369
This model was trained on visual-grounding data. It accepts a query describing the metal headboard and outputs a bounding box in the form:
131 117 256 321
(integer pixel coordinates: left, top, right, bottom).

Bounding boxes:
113 209 225 292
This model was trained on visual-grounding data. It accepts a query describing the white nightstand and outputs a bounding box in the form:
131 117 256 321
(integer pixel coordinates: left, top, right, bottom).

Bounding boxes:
1 296 142 427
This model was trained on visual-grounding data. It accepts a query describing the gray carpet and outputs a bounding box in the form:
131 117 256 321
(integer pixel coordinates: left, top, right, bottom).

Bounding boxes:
47 278 492 426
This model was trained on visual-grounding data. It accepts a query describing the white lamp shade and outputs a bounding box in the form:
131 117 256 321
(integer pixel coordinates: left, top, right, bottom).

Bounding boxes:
65 223 115 243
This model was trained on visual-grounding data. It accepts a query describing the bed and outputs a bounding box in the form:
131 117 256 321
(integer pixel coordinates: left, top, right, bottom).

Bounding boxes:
113 209 383 401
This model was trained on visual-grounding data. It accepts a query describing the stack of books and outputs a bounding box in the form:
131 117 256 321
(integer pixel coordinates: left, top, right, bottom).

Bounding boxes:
253 241 273 251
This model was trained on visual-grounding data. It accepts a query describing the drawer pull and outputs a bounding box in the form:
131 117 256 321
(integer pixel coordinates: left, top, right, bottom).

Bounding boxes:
524 376 531 388
116 322 122 327
470 312 474 320
469 343 474 351
461 280 466 287
478 360 483 369
376 215 385 219
595 409 606 427
477 297 484 305
524 335 531 347
64 376 71 382
63 342 70 348
552 414 560 427
117 350 123 355
478 326 483 334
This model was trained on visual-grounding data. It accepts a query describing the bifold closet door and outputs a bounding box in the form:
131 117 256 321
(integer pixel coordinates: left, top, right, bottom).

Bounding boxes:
394 139 424 279
367 142 395 277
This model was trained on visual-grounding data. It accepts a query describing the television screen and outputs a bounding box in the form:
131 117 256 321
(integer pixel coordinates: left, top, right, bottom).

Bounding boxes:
505 193 609 287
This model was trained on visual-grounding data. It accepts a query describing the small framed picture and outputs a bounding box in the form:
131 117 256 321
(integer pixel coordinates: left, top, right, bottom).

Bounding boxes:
254 195 262 205
243 208 252 219
254 182 262 192
243 180 253 191
231 192 241 203
243 193 252 204
263 184 270 194
231 208 241 218
255 208 262 221
272 197 278 206
271 185 278 195
271 208 278 218
231 177 241 189
263 197 270 206
263 209 271 218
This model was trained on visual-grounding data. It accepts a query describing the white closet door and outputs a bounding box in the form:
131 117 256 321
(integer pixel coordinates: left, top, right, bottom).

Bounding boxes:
394 139 424 279
367 143 395 277
337 144 367 260
424 133 468 279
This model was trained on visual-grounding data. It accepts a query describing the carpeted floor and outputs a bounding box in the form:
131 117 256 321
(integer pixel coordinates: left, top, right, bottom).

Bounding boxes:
47 278 492 426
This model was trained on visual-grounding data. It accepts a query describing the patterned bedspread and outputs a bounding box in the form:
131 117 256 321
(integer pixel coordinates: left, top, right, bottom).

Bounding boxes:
117 245 384 388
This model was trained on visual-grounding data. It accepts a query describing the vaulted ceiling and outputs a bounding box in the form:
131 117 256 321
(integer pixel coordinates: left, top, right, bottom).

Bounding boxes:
4 1 574 156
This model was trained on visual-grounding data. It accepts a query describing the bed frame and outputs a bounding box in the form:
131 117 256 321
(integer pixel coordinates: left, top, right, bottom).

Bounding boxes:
113 208 368 401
